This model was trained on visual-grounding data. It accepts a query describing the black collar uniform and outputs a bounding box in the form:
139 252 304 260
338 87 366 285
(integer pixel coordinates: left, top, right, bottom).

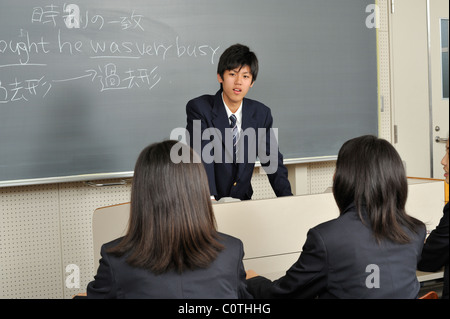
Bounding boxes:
186 90 292 200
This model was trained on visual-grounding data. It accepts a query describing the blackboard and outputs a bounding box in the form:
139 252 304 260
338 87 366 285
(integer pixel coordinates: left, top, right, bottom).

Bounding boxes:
0 0 378 186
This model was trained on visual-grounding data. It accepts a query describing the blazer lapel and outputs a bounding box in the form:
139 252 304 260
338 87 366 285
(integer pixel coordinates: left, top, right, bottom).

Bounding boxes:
211 91 234 161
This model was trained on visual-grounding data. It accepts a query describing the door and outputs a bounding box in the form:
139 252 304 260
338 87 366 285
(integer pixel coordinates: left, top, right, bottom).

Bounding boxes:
391 0 449 178
430 0 449 179
391 0 431 177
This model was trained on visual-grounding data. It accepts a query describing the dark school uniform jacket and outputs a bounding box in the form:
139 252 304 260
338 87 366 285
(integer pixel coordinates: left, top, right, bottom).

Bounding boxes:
186 90 292 200
87 232 252 299
247 204 426 299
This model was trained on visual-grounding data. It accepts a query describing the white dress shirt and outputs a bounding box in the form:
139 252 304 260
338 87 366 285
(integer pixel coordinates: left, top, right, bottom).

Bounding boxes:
222 93 243 133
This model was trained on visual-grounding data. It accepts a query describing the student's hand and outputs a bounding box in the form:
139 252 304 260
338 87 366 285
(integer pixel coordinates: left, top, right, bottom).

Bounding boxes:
246 269 259 279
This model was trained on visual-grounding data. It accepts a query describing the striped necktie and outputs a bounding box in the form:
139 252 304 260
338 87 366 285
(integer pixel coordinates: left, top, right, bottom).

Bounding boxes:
229 114 239 160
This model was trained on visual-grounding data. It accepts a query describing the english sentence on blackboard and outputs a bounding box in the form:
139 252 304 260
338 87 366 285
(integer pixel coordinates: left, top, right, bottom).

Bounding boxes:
0 30 220 66
60 33 221 65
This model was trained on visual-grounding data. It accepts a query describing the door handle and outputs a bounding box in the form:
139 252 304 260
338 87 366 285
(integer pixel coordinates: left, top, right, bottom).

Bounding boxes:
435 136 448 143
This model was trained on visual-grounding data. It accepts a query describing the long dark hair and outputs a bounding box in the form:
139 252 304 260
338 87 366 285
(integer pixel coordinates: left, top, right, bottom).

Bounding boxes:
108 140 224 274
333 135 424 244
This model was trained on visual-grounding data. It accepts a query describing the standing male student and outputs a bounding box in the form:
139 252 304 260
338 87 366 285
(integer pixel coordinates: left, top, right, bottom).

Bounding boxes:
186 44 292 200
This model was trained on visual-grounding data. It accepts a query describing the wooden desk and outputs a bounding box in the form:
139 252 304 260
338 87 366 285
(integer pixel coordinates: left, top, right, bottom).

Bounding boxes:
417 270 445 282
92 178 446 282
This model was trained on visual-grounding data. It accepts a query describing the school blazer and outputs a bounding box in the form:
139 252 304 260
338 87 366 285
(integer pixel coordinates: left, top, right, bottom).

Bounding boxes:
417 203 449 299
87 233 252 299
247 205 427 299
186 90 292 200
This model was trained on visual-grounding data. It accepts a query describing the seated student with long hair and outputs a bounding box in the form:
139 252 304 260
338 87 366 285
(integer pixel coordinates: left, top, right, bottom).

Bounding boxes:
418 139 449 299
87 140 251 298
246 135 426 299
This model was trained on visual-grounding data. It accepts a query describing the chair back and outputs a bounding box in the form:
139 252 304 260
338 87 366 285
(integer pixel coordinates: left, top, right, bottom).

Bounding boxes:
419 291 439 299
92 202 130 271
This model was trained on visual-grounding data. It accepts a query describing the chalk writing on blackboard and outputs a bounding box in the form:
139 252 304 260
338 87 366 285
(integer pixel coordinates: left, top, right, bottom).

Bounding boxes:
0 4 220 104
0 76 52 103
83 64 162 92
31 4 144 31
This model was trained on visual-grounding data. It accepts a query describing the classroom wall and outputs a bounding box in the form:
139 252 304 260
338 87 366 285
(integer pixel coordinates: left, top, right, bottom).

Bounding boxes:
0 0 399 298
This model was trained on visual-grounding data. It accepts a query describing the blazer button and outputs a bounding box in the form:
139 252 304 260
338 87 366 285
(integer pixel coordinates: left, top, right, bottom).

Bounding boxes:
233 182 237 186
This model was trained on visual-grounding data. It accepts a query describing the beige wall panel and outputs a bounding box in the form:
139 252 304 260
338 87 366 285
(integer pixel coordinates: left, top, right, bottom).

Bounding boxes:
0 184 61 298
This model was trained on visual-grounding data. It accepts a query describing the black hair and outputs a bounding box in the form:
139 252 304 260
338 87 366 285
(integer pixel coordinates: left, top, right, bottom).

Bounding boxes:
108 140 223 274
333 135 424 244
217 44 259 83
